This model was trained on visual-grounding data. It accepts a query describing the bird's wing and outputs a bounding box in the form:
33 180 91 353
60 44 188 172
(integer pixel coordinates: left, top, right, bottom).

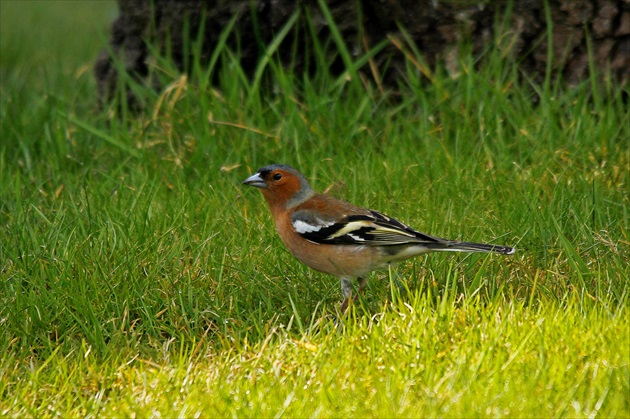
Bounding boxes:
291 208 446 246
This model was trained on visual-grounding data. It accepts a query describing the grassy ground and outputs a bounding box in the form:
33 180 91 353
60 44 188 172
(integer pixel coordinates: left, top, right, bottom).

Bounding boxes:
1 1 629 417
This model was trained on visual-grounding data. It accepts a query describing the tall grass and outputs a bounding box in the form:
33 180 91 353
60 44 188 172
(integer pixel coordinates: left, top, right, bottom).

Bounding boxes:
1 1 628 417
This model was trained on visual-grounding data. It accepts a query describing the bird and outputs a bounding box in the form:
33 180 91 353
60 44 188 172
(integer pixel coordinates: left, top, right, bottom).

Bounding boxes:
243 164 515 311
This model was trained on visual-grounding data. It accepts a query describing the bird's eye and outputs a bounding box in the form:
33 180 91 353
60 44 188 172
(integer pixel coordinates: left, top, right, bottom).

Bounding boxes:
273 173 283 180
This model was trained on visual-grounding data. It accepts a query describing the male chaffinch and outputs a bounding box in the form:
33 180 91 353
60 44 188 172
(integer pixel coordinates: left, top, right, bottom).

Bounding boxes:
243 164 515 311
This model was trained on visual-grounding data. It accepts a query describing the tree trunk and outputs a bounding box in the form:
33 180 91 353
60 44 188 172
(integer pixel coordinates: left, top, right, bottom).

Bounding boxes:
95 0 630 105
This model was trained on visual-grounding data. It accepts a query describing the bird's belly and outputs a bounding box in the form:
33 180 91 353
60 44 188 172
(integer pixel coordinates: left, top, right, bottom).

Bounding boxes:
283 236 379 278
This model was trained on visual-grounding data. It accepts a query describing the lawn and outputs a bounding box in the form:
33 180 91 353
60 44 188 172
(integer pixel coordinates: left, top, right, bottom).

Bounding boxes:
1 1 628 417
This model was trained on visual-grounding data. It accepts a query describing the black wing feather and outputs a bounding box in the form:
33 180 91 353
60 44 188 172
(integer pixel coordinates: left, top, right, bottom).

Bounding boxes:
294 209 445 246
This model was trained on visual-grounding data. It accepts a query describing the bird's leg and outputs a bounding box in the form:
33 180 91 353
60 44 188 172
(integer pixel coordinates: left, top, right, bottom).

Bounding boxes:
340 299 348 312
339 277 367 312
340 277 353 312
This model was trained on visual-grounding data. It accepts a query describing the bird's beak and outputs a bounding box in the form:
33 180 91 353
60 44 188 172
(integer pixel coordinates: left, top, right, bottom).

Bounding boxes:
242 173 267 189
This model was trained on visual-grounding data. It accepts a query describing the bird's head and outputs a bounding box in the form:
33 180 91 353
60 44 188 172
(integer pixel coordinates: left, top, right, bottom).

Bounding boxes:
243 164 315 209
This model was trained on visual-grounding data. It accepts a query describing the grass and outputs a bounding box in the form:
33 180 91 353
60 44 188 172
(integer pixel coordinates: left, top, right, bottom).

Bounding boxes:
1 1 629 417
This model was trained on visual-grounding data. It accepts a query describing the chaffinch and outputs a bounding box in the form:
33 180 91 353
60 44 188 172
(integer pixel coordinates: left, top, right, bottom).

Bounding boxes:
243 164 515 311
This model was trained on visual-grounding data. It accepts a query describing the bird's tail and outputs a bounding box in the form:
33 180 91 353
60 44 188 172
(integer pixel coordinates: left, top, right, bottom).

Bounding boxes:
429 241 515 255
